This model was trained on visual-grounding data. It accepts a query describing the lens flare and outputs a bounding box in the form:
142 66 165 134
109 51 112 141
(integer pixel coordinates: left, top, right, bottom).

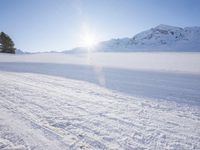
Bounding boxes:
83 32 96 48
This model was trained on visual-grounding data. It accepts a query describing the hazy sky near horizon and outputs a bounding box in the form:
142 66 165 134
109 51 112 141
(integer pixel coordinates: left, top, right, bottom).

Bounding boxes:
0 0 200 52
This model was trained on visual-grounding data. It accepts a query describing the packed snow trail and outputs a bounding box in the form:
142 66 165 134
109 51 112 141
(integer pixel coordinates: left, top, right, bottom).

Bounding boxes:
0 71 200 150
0 62 200 106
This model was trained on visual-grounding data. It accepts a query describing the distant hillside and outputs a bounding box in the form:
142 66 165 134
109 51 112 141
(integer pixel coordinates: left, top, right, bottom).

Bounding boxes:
64 24 200 53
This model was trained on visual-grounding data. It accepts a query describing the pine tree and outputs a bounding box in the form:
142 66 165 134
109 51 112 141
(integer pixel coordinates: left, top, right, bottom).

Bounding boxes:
0 32 16 54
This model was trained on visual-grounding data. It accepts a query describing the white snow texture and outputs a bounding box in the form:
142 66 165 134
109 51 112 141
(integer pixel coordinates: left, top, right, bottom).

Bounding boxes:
0 52 200 149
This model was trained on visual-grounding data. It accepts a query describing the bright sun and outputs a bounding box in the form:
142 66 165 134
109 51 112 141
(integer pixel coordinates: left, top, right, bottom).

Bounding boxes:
83 32 97 48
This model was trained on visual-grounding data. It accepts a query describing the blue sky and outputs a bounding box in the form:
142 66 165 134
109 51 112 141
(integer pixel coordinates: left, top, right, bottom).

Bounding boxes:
0 0 200 52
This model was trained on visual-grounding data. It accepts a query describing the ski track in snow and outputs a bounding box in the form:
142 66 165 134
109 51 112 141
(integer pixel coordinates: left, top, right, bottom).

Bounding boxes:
0 62 200 106
0 72 200 150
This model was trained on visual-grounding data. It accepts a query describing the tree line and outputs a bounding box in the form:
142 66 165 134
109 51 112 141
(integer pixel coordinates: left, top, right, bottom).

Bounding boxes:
0 32 16 54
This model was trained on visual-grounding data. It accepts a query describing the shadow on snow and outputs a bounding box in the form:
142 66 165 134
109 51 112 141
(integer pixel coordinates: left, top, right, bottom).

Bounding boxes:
0 62 200 106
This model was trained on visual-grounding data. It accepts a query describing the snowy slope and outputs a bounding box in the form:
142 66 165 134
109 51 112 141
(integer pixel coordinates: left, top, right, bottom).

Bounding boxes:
0 72 200 150
1 52 200 74
64 25 200 52
0 53 200 149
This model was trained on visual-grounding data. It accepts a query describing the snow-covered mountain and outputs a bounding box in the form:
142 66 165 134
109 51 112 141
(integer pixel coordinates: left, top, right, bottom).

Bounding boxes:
64 24 200 53
15 49 32 54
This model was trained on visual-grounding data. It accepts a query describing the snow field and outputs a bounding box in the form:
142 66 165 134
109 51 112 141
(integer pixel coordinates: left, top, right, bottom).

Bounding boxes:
0 72 200 150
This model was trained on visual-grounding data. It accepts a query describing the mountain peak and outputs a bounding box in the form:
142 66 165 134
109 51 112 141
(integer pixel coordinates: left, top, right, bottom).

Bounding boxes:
63 25 200 53
154 24 182 30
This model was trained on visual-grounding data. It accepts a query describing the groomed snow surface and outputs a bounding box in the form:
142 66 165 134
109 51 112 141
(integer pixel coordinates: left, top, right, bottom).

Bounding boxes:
0 72 200 150
0 53 200 150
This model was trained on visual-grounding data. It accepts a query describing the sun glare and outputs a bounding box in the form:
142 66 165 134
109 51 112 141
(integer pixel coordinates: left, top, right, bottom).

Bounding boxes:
83 32 97 48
